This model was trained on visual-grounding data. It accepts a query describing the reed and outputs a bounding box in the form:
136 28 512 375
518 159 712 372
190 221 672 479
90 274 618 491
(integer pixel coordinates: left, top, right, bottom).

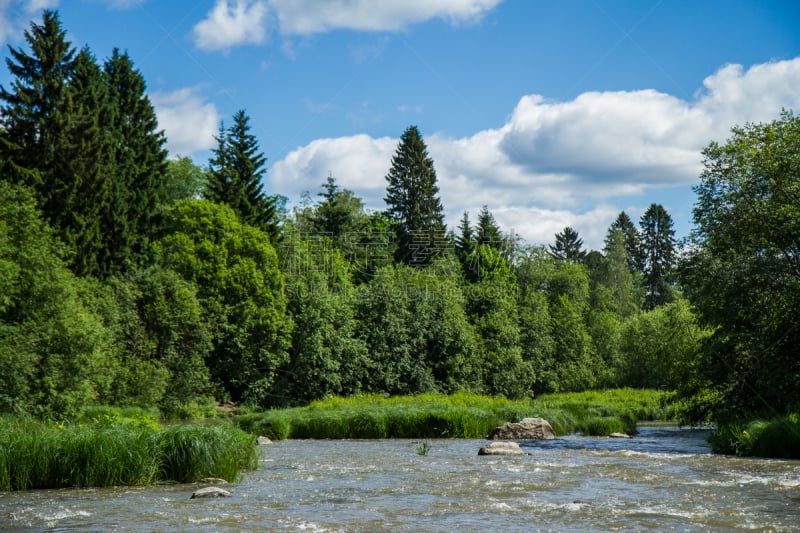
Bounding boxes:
0 417 258 491
236 389 671 440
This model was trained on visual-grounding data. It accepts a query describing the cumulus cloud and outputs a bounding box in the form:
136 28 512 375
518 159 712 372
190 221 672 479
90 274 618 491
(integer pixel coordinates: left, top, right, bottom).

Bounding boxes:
269 57 800 248
267 0 502 35
270 134 397 200
192 0 269 52
151 87 220 158
0 0 58 45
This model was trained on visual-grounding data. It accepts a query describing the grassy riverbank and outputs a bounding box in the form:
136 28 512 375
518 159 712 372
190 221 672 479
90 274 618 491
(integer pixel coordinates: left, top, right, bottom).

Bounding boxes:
236 388 676 440
0 416 258 491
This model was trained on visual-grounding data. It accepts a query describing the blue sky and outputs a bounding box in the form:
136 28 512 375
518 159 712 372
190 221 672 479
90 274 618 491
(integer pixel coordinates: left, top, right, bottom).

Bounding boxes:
2 0 800 249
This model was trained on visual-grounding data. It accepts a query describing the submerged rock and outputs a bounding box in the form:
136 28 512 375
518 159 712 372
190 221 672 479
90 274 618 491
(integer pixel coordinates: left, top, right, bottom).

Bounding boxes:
478 441 525 455
199 477 228 485
488 417 556 440
609 432 632 439
190 486 232 499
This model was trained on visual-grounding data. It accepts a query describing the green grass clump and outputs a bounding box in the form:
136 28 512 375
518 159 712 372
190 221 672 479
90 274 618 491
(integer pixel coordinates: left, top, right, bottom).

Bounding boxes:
0 417 258 491
709 416 800 458
236 389 672 440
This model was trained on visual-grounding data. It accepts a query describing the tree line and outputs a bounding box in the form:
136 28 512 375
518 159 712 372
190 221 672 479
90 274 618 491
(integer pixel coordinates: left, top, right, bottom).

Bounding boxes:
1 11 797 427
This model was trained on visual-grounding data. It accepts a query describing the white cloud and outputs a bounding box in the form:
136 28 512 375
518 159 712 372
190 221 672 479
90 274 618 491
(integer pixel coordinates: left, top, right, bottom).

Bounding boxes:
267 0 502 35
192 0 269 52
270 134 397 200
0 0 58 45
270 57 800 248
151 87 220 158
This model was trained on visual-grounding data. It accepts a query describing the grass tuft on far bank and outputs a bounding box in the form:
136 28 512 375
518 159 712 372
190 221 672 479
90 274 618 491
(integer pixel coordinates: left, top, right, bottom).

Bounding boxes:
236 389 675 440
0 417 258 492
709 415 800 458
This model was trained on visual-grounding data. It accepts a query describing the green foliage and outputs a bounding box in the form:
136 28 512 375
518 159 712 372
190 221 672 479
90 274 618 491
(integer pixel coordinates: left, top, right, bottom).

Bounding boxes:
0 182 112 418
617 297 710 389
356 260 478 395
384 125 446 266
156 199 291 406
709 417 800 458
236 389 674 440
271 228 369 404
682 111 800 422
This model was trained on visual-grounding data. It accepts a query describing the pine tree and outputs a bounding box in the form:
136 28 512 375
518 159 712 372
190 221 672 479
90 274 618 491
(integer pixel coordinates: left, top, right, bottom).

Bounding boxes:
312 174 364 242
204 109 278 240
549 226 587 263
639 203 676 309
384 125 446 266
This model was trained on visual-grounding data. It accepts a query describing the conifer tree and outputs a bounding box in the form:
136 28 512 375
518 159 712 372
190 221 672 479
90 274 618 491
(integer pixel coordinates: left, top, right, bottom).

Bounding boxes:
639 203 676 309
549 226 587 263
476 205 505 249
205 110 278 240
102 48 168 274
455 211 475 262
384 125 446 266
608 211 643 274
0 9 76 211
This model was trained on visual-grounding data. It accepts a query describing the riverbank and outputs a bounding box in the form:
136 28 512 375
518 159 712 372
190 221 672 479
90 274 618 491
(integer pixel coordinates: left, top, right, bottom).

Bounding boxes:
235 388 677 440
0 417 258 491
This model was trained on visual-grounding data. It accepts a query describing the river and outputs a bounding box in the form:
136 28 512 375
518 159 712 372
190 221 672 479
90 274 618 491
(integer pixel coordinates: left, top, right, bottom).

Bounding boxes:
1 426 798 532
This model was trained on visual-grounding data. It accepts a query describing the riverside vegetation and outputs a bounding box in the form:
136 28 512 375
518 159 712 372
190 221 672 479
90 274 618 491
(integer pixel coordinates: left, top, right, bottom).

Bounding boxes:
0 410 258 491
1 8 799 464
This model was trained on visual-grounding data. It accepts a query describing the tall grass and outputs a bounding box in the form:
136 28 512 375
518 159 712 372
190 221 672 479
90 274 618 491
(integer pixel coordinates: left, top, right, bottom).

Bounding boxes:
709 416 800 458
236 389 673 440
0 417 258 491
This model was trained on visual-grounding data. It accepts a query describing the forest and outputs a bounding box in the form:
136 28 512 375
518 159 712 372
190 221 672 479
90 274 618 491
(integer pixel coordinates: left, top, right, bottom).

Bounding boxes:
1 11 798 446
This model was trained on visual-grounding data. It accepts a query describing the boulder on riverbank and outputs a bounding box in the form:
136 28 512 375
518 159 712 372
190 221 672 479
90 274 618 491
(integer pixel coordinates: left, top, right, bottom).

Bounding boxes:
257 436 272 445
478 441 525 455
190 486 232 499
488 417 556 440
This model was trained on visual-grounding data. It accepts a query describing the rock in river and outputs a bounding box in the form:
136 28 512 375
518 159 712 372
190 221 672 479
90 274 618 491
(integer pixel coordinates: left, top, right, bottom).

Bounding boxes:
488 417 556 440
478 441 525 455
190 487 232 499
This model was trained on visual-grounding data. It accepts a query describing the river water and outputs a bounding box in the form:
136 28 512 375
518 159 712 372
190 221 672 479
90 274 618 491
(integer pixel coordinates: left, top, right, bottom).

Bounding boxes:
1 426 799 532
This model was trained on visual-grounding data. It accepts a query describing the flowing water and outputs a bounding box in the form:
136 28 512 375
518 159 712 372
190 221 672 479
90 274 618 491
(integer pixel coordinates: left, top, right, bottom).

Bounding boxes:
1 426 799 532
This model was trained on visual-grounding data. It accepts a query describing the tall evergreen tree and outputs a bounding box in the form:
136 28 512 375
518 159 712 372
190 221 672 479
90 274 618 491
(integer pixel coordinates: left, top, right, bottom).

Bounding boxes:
455 211 475 260
312 174 364 243
0 10 75 189
549 226 587 263
102 48 169 275
205 109 278 240
384 125 446 266
476 205 504 249
607 211 643 274
639 203 676 309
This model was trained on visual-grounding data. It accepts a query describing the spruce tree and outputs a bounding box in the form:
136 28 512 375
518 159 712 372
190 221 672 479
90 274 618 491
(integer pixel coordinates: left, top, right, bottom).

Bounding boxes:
205 109 278 240
607 211 643 274
384 125 446 266
0 9 76 212
639 203 676 309
549 226 587 263
455 211 475 261
476 205 508 255
102 48 169 274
